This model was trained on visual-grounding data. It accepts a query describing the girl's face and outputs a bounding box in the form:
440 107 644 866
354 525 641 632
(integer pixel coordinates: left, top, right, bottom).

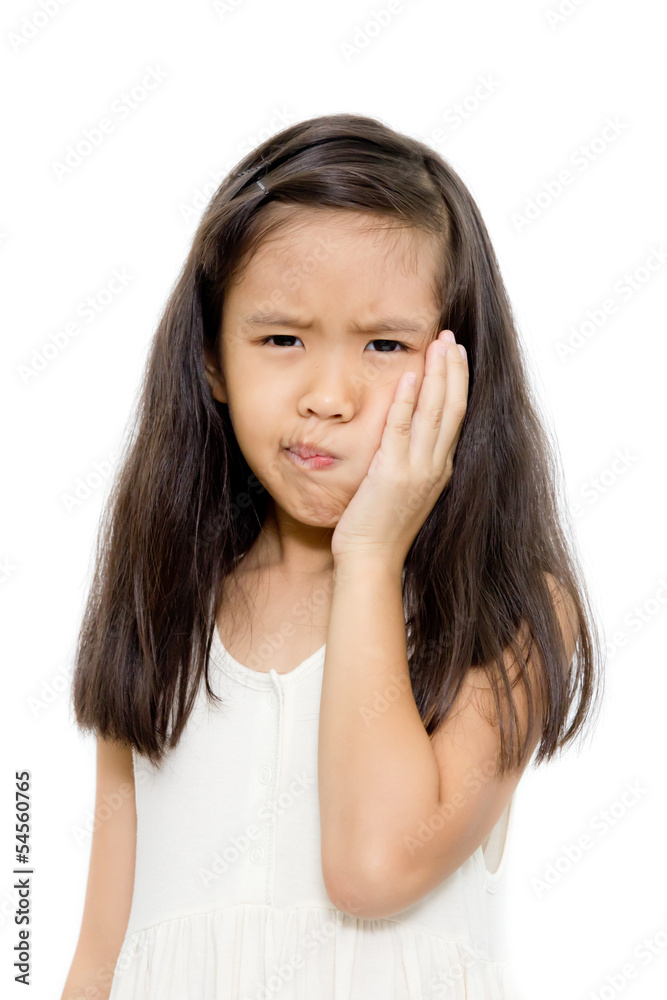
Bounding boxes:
205 207 442 532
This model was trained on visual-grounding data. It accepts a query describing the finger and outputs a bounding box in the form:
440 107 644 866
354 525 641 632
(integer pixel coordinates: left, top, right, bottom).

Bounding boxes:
381 369 418 465
433 340 469 471
411 331 452 465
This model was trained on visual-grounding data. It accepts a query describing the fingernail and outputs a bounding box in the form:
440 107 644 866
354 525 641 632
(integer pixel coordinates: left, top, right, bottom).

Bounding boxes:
442 330 456 343
457 344 466 359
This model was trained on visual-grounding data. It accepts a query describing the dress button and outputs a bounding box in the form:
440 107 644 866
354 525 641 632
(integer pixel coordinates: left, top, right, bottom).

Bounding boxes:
251 846 264 863
259 766 272 784
268 692 278 707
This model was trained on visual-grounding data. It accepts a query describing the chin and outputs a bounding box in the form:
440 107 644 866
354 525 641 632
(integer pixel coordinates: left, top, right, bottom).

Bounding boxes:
272 490 342 529
293 505 340 529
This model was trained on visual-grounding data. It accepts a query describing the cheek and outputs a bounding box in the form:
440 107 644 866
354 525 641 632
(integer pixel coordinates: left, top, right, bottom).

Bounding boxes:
227 374 273 428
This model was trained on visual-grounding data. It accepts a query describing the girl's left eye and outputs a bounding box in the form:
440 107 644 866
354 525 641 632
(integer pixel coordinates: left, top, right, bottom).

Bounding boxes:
259 335 411 353
366 339 412 353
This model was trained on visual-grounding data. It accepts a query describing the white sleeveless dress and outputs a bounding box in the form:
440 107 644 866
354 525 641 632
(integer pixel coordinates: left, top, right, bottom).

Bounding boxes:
108 625 521 999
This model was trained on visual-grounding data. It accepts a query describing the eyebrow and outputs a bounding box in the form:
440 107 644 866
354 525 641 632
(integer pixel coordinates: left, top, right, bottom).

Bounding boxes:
242 311 429 335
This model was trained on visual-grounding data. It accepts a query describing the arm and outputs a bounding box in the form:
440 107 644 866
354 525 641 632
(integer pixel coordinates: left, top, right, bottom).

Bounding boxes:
318 554 438 916
319 335 575 918
318 560 576 920
60 736 137 1000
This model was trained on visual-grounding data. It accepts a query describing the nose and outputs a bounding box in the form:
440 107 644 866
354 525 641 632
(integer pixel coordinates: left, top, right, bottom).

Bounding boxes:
296 362 357 421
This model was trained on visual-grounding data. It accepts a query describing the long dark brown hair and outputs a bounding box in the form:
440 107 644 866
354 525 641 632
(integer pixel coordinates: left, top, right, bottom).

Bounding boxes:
71 112 605 775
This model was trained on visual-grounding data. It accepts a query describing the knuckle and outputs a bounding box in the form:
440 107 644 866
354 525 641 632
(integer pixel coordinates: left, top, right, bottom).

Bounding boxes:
452 396 468 421
429 406 444 428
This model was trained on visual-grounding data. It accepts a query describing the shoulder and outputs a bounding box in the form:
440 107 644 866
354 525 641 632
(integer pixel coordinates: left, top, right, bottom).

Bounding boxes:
465 571 578 693
443 571 579 768
544 572 579 667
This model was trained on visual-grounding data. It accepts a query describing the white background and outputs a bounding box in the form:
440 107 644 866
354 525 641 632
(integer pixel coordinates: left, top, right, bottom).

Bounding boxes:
1 0 666 997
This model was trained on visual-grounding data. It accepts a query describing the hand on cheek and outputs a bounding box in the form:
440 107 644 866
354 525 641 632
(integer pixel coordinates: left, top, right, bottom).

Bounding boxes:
331 330 469 568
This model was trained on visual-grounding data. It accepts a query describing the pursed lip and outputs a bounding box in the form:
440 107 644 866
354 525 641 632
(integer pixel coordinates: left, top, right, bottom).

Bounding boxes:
287 441 339 460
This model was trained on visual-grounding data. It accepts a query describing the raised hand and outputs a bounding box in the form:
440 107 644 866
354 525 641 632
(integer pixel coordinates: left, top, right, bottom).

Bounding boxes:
330 329 469 570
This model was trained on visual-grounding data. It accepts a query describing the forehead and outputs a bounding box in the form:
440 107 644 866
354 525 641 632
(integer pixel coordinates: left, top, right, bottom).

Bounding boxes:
227 207 441 318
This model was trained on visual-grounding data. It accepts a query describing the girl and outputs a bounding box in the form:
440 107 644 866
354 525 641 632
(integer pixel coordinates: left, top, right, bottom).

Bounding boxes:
62 113 603 1000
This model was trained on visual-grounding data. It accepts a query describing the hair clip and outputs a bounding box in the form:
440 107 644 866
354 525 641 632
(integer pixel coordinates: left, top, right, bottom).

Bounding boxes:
234 169 268 196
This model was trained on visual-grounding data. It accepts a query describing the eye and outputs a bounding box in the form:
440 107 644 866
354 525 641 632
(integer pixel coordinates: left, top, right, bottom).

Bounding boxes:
366 339 412 353
259 336 412 353
260 335 302 347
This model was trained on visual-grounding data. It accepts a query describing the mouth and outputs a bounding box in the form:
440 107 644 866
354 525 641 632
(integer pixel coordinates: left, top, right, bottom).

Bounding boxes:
285 443 339 470
288 442 339 461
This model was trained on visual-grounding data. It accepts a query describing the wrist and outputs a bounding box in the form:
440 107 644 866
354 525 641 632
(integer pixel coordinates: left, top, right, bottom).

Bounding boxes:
333 550 405 584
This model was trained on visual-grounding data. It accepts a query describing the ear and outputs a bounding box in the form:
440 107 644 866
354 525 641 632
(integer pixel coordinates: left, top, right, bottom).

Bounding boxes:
203 344 228 404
